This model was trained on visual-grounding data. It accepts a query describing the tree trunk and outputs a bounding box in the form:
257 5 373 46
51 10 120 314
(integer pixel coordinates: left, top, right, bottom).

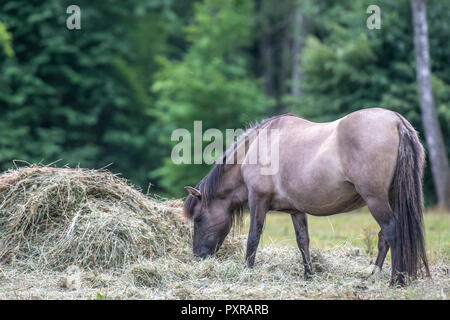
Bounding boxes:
256 0 274 97
259 34 274 97
411 0 450 210
278 17 291 113
291 2 304 98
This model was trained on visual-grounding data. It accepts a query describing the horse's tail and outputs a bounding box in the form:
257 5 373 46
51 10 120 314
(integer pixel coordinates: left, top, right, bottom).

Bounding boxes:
392 114 430 281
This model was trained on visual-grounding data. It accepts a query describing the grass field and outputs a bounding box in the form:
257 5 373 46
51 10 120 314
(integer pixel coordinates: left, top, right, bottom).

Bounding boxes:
244 209 450 263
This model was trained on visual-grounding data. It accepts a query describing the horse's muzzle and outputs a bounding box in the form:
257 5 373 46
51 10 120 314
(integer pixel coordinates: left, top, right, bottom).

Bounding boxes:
193 248 214 259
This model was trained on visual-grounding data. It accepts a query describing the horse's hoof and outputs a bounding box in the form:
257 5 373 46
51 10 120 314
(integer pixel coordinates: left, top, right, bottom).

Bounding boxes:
371 265 381 275
365 264 381 275
389 277 407 287
368 265 381 282
304 272 314 281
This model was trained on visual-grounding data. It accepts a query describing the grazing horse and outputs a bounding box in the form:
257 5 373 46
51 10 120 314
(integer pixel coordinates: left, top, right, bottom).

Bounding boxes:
183 108 430 285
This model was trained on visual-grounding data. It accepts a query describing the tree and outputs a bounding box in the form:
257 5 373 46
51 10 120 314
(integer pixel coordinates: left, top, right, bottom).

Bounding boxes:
290 1 305 99
411 0 450 210
152 0 271 196
255 0 302 112
0 0 175 190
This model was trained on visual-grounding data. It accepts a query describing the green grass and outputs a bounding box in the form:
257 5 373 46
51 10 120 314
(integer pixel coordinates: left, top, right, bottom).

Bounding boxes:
243 209 450 263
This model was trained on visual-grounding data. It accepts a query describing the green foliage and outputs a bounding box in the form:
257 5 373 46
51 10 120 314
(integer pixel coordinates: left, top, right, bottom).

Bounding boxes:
0 0 175 190
94 292 105 300
152 0 272 195
0 22 14 57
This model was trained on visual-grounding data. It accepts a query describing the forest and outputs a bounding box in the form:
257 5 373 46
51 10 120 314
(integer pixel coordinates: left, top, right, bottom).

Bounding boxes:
0 0 449 207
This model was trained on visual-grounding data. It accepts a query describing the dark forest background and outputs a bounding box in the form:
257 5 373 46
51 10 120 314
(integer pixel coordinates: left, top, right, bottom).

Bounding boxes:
0 0 448 206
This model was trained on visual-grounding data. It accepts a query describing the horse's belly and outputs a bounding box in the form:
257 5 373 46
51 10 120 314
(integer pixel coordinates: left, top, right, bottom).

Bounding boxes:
301 191 366 216
272 179 365 215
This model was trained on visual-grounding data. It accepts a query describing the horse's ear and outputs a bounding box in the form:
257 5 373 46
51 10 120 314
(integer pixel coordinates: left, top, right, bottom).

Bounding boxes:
184 186 202 198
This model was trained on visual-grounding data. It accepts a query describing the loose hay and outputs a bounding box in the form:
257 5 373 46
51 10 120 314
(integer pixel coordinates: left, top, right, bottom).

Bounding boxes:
0 245 448 299
0 165 190 270
57 265 82 290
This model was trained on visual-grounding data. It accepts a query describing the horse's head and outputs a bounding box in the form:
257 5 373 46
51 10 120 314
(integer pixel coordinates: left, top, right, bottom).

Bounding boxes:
183 186 233 258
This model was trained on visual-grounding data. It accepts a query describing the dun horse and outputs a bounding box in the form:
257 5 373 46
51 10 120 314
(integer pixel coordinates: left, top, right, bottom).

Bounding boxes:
183 108 430 285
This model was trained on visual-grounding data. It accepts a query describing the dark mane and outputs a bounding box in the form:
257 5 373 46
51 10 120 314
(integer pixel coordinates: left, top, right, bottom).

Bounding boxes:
183 113 301 220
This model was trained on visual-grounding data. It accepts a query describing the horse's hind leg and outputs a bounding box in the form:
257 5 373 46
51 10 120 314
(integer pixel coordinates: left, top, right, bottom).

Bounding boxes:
374 230 389 271
364 196 404 286
291 213 313 279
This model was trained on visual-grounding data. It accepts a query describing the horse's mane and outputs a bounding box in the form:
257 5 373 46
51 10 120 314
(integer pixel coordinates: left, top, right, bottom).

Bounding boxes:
183 113 300 220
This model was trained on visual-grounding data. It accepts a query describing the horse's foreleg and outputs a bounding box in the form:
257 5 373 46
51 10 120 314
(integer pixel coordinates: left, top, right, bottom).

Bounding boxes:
245 195 269 268
291 213 313 279
374 230 389 271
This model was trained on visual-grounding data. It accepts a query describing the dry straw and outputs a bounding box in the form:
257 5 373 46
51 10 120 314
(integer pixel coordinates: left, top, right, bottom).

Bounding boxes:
0 165 191 270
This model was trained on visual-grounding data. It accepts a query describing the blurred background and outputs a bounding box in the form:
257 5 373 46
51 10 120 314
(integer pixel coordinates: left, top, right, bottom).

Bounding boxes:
0 0 448 208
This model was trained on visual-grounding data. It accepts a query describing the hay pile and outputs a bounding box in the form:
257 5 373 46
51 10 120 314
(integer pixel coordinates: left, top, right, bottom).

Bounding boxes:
0 165 190 270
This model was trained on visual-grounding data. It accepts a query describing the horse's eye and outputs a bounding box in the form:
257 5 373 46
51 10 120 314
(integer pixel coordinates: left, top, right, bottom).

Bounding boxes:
194 215 202 223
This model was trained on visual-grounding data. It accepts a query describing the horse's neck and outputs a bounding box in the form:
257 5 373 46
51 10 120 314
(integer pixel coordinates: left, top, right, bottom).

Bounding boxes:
219 164 248 207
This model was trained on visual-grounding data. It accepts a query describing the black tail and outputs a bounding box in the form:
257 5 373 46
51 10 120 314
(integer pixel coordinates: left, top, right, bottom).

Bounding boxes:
392 115 430 281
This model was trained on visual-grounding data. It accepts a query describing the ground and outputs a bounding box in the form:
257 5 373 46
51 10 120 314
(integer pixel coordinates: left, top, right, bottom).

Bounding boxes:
254 210 450 263
0 209 448 300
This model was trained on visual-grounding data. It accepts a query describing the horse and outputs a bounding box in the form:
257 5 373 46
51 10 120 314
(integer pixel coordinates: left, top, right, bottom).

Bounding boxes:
183 108 430 286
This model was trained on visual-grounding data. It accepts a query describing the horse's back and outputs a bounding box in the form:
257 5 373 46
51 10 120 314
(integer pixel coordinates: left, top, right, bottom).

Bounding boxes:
242 108 402 215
